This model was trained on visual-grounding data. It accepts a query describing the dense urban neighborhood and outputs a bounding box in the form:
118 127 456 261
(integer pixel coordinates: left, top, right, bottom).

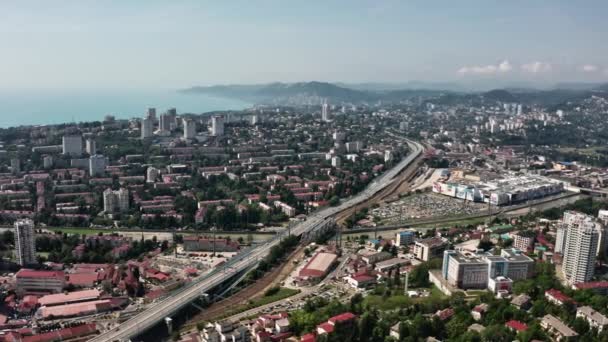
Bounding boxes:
2 82 608 342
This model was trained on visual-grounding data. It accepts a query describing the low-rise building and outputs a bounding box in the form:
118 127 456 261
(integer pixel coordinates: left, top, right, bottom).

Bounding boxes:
541 314 578 341
511 294 532 310
471 303 489 321
545 289 576 307
16 269 66 295
345 274 376 289
298 252 338 284
513 231 535 251
576 306 608 333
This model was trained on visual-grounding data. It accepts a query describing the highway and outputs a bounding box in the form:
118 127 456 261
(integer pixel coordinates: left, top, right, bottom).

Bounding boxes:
90 139 424 342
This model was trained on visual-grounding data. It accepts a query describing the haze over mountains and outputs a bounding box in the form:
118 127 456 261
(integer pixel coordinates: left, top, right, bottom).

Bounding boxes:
181 81 608 107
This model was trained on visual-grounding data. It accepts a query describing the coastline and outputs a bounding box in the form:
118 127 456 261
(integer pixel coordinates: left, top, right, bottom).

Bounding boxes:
0 89 251 128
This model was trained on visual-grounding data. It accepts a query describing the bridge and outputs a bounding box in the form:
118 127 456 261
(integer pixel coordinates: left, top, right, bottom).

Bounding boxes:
90 140 424 342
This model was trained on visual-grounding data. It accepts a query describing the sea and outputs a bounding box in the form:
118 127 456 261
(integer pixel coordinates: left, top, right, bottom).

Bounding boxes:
0 89 250 128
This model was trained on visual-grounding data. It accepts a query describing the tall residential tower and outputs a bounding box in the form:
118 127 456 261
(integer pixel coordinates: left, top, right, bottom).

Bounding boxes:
15 219 36 266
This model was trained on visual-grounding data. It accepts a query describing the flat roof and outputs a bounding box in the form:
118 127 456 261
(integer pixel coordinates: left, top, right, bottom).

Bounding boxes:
38 289 100 307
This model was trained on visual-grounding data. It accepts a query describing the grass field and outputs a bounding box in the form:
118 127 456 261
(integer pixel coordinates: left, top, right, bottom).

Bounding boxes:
47 227 118 235
364 285 448 311
364 293 412 310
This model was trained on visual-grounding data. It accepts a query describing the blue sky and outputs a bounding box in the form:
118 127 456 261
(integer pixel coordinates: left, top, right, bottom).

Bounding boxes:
1 0 607 89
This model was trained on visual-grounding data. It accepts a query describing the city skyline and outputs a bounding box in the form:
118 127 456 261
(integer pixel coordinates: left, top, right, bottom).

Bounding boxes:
1 1 607 90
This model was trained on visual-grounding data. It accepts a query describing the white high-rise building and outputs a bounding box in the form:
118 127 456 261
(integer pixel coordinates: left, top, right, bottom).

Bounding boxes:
555 223 567 254
561 211 602 285
62 135 83 156
183 118 196 139
103 188 129 214
85 138 97 155
146 107 157 120
89 154 107 177
158 113 174 133
146 167 160 183
15 219 36 266
141 117 153 139
211 116 224 136
321 101 330 122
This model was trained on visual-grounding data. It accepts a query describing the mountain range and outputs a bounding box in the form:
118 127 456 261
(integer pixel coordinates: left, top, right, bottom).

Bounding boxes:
181 81 608 107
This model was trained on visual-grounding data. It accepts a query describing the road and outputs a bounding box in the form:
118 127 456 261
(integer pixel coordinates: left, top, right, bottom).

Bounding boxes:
89 140 424 342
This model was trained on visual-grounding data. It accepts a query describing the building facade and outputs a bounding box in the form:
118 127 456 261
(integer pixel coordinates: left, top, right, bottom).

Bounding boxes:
183 118 196 139
88 154 107 177
103 188 129 214
414 237 448 261
16 269 65 295
561 211 601 284
15 219 36 266
85 138 97 155
441 249 534 290
62 135 83 156
141 117 153 139
211 116 225 136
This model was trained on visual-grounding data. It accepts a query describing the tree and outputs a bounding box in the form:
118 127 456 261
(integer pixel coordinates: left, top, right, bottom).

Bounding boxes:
357 311 378 341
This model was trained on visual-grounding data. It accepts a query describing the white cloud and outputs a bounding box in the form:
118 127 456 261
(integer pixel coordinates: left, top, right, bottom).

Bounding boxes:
521 61 552 73
457 60 512 75
580 64 599 72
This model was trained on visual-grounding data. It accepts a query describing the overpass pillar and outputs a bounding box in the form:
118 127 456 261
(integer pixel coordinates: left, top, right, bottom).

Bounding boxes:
165 317 173 334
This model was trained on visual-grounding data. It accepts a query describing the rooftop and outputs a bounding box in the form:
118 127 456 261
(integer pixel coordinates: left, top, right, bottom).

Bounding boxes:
542 314 578 338
16 269 65 279
299 252 337 278
38 289 100 307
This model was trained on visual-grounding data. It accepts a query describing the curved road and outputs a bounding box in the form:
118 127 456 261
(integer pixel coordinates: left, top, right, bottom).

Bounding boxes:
90 140 424 342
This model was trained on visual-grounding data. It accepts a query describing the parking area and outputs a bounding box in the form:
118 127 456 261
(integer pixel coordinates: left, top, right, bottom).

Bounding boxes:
371 192 489 224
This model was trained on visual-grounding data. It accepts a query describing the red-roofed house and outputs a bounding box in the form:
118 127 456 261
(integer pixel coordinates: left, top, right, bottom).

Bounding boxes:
505 320 528 332
345 274 376 289
574 281 608 295
435 308 455 321
328 312 356 325
18 296 38 313
545 289 576 306
67 272 98 288
316 322 334 335
300 333 316 342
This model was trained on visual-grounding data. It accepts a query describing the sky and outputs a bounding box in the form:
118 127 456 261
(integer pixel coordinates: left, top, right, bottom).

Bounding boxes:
1 0 607 89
